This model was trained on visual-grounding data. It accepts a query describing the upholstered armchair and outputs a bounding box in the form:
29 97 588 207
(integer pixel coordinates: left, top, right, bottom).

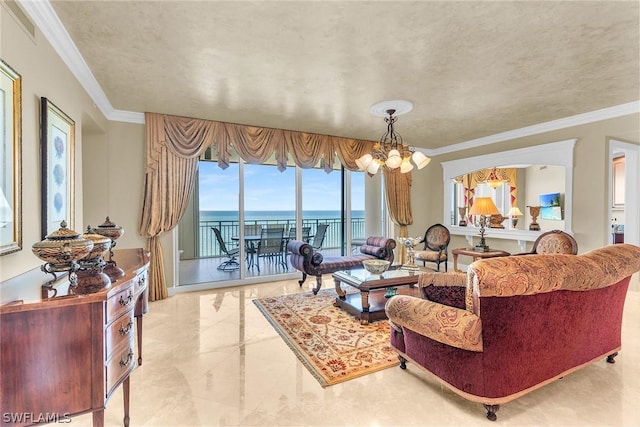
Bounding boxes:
414 224 450 271
519 229 578 255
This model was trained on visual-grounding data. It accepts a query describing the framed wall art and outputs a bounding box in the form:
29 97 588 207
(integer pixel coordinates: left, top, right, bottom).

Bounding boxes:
0 59 22 256
540 192 563 221
41 97 75 239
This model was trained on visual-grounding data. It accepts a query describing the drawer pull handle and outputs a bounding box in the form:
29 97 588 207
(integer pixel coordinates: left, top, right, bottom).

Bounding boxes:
119 319 134 336
119 292 133 307
119 350 134 368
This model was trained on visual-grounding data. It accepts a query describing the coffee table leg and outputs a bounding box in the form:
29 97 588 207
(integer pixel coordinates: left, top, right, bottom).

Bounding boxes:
360 291 370 325
334 278 346 300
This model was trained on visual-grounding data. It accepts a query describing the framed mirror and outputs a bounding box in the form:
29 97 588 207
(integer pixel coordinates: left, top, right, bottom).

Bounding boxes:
0 59 22 256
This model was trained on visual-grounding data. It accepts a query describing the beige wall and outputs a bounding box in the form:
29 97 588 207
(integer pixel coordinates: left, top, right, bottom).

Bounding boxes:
0 3 108 283
2 2 639 296
409 114 640 255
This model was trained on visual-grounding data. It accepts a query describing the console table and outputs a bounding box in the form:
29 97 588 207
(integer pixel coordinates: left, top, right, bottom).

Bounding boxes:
452 247 510 272
0 248 150 427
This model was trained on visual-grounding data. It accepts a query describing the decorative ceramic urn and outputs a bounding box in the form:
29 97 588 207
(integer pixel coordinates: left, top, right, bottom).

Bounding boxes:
92 216 124 252
81 226 112 261
92 216 125 280
32 220 94 273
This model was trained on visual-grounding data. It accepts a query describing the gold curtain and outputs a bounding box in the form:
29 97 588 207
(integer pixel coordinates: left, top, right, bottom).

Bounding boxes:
457 168 518 218
141 112 402 301
383 165 413 264
139 114 216 301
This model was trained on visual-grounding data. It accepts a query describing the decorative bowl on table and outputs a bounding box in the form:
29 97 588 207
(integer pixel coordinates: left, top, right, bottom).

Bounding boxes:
362 259 391 275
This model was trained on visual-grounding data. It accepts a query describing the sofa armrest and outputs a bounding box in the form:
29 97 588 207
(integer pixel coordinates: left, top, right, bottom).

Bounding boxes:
385 295 483 352
418 272 468 309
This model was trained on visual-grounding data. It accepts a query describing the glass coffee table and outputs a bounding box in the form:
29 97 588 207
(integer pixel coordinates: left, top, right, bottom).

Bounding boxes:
332 267 424 324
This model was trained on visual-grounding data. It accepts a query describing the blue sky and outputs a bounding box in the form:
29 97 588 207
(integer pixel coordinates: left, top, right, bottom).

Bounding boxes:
198 161 365 211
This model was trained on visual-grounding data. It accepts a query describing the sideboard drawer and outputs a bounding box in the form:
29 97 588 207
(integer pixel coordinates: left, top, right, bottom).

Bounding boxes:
105 342 135 397
106 283 135 323
105 310 135 359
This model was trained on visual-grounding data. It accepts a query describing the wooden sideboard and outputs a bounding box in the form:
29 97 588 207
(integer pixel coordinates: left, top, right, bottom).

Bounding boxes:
0 248 150 427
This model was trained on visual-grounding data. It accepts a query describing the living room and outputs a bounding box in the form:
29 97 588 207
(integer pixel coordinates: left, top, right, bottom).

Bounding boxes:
1 1 639 426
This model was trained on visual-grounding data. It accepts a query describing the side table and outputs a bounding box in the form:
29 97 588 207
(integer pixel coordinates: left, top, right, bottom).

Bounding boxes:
452 248 510 272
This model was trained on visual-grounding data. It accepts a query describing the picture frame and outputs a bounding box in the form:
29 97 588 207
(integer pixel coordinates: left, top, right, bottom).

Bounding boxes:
0 59 22 256
539 192 563 221
41 97 75 239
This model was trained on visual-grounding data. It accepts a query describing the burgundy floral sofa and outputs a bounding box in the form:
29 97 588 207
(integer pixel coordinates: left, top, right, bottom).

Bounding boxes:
385 243 640 420
287 236 396 294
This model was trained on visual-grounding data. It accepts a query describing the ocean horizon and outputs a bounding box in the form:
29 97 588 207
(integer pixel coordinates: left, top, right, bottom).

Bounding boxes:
200 210 364 222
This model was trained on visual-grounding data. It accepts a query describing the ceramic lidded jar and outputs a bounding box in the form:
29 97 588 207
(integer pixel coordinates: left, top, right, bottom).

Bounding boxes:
92 216 124 244
32 220 94 271
81 226 112 260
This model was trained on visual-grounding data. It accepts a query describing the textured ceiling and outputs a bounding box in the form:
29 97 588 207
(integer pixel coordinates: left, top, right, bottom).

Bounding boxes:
49 0 639 150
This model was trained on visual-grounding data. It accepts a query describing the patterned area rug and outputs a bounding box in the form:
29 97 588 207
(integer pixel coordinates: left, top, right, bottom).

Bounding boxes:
253 289 399 387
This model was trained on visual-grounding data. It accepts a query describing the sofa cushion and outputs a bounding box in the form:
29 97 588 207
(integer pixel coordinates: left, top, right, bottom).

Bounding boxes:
359 244 386 258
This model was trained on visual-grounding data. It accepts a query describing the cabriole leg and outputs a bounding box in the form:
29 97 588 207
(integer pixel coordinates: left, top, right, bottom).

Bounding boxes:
399 355 407 370
483 404 499 421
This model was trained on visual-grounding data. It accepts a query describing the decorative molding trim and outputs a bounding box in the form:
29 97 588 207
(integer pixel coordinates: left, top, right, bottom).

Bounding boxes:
427 102 639 157
20 1 640 143
18 0 144 124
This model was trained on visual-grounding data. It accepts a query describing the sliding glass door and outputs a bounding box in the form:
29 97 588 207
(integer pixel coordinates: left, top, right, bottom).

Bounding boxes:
177 154 379 287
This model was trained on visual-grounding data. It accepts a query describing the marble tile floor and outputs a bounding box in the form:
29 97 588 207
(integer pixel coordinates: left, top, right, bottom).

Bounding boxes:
74 277 640 426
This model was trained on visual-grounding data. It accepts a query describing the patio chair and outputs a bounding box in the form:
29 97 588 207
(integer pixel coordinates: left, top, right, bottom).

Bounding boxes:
212 227 240 271
289 226 311 242
310 224 328 250
255 227 286 272
243 224 262 267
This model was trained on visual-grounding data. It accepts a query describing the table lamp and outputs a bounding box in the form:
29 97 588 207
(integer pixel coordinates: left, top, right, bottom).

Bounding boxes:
469 197 499 252
509 206 523 228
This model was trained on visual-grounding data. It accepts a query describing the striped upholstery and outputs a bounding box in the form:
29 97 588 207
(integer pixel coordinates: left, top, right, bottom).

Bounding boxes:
288 236 396 295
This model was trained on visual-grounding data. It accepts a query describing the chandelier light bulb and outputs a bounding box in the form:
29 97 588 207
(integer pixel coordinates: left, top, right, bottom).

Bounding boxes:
412 151 431 169
356 153 373 171
400 157 414 173
366 160 381 174
385 149 402 169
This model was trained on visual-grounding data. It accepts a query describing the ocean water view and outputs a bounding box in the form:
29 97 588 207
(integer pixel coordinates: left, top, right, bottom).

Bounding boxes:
196 210 366 258
200 210 364 222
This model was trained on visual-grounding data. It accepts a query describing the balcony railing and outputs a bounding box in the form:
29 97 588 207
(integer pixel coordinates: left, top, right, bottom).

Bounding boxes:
194 217 365 259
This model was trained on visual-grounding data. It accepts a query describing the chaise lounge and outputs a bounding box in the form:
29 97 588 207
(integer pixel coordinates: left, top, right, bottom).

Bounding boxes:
385 243 640 420
287 236 396 294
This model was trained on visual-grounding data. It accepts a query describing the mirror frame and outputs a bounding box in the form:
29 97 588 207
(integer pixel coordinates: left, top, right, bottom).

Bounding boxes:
441 139 576 243
0 59 22 256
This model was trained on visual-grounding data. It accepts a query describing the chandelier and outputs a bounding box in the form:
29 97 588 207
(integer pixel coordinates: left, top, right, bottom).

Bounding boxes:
356 108 431 175
485 167 506 189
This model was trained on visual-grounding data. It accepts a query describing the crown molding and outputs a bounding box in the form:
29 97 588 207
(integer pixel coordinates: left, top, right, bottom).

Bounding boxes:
19 1 640 142
426 101 640 157
18 0 144 124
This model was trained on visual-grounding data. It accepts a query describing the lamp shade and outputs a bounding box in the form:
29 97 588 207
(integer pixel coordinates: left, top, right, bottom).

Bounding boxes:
509 206 523 217
366 160 381 174
400 157 414 173
469 197 499 216
385 149 402 169
355 153 373 171
412 151 431 169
